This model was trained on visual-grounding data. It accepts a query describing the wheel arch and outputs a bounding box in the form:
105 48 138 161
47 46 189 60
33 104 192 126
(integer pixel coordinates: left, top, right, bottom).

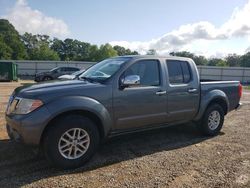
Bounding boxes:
40 109 105 145
194 89 229 121
206 98 228 115
39 96 113 145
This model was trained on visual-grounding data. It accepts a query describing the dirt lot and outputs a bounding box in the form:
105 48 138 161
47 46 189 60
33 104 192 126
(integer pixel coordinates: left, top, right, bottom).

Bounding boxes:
0 81 249 188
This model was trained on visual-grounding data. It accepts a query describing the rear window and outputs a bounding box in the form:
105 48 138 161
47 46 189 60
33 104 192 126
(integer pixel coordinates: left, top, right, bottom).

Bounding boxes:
181 61 191 83
166 60 192 84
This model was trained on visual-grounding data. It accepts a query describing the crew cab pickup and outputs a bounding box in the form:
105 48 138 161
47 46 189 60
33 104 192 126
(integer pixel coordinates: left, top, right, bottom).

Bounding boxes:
5 56 242 169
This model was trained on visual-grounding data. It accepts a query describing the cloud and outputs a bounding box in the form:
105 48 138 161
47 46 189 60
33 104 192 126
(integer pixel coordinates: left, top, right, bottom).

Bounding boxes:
2 0 70 37
110 0 250 56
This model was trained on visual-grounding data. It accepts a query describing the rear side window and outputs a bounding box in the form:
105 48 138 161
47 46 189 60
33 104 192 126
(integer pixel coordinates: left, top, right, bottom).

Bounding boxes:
166 60 192 84
69 67 80 71
64 67 77 71
181 62 191 83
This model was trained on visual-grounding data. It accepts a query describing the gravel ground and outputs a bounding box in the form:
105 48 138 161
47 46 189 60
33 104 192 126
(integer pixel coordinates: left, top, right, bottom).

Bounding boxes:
0 81 249 188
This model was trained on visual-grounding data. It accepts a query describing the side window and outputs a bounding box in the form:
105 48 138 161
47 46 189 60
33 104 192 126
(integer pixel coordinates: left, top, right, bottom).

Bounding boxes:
124 60 160 87
56 67 62 72
166 61 183 84
69 67 79 72
67 67 73 71
166 60 192 84
62 67 76 72
60 67 67 72
181 61 191 83
65 67 72 71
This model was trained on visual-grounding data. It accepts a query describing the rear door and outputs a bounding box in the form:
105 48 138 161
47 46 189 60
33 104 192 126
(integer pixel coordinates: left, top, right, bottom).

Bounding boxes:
166 59 199 122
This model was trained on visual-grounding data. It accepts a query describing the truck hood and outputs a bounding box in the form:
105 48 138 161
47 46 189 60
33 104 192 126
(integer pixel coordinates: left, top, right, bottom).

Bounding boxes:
14 80 103 98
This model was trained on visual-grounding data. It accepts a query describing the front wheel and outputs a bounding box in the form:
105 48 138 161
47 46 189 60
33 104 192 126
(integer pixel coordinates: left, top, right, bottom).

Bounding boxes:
198 104 225 136
43 115 100 169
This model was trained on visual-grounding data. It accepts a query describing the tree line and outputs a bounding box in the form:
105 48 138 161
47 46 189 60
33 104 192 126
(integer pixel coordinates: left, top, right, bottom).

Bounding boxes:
169 51 250 67
146 50 250 67
0 19 138 62
1 19 250 67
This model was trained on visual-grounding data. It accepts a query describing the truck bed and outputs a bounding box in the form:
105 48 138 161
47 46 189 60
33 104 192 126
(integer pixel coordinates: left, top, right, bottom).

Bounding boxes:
200 80 240 112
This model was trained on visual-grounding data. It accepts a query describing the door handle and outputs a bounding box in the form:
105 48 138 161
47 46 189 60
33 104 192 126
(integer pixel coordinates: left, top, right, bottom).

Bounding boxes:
188 88 197 93
156 91 167 96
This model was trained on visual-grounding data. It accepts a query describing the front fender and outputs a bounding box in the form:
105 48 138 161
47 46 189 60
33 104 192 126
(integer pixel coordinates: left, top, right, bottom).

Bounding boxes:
44 96 113 137
194 89 229 121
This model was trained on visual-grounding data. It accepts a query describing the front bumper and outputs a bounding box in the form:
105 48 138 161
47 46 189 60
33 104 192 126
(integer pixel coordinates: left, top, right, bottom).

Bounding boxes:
5 106 51 146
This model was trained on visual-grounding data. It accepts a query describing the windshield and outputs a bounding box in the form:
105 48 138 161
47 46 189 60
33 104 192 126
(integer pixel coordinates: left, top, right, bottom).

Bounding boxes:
79 57 131 81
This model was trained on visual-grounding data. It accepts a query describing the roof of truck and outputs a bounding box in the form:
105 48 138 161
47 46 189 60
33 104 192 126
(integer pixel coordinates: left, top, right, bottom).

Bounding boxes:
115 55 193 61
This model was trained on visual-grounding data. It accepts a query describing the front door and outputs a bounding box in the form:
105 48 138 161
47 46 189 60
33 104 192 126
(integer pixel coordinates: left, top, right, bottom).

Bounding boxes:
113 59 167 130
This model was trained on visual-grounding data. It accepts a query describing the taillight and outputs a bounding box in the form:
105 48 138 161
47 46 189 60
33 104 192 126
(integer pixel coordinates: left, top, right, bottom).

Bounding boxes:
239 83 242 98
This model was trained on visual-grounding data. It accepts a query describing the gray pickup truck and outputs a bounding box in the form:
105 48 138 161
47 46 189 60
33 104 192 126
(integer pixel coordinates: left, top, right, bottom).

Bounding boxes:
5 56 242 169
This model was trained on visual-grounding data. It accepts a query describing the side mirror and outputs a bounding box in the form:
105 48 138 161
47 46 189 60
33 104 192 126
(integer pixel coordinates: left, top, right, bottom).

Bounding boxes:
121 75 140 88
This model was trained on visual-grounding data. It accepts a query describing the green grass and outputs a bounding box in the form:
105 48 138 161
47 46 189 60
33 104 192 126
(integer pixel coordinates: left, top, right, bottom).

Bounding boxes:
245 85 250 90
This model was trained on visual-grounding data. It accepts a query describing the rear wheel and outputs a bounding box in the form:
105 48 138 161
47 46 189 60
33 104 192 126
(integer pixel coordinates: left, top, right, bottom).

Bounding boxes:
198 104 225 136
43 115 100 169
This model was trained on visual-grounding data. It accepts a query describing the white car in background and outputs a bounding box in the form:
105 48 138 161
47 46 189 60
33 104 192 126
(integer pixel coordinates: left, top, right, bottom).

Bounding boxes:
58 69 85 80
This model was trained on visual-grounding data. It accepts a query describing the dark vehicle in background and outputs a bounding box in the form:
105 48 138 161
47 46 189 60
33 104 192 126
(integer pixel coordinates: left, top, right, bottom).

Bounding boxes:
6 56 242 169
58 69 85 80
35 67 80 82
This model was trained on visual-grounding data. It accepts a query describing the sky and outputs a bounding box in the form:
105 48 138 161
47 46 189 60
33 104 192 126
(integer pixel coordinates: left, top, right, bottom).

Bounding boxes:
0 0 250 57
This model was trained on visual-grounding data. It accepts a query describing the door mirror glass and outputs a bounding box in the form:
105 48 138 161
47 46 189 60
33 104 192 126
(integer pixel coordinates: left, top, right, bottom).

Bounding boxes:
122 75 140 87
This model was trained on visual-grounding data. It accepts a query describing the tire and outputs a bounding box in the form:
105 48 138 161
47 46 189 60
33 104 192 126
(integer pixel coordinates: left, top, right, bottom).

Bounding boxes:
198 104 225 136
6 125 14 140
43 76 52 81
43 115 100 169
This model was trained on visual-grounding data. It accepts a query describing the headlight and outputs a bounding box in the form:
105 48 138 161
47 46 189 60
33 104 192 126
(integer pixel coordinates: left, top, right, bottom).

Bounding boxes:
8 97 43 115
